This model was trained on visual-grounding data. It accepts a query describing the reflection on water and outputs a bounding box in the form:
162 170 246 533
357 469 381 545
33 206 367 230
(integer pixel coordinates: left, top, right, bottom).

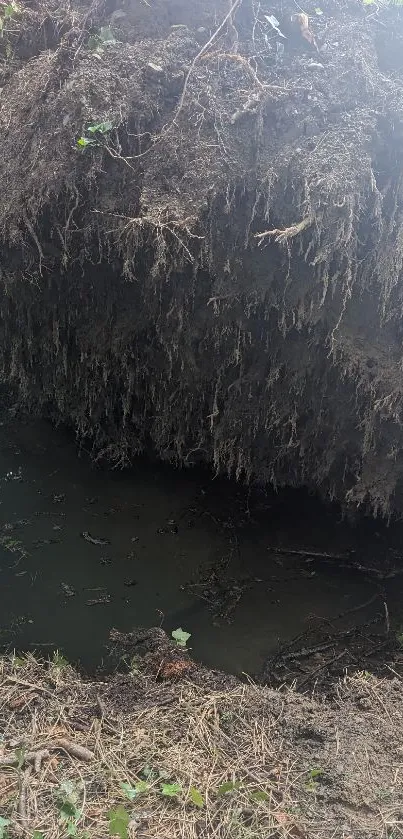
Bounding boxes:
0 418 402 676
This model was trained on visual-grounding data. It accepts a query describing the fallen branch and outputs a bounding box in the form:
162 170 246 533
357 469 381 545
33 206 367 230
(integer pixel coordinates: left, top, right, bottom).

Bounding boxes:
267 547 353 561
55 738 94 762
0 741 93 768
17 767 31 822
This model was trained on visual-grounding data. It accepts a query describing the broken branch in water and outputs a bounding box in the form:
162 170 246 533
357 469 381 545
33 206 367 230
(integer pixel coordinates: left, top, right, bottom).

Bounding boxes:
267 546 353 560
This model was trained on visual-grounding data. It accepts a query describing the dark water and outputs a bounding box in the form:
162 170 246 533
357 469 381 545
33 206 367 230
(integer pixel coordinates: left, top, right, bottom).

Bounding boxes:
0 418 402 676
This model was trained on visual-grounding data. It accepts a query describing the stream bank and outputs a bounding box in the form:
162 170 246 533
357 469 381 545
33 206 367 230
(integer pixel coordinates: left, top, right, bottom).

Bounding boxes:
1 417 403 687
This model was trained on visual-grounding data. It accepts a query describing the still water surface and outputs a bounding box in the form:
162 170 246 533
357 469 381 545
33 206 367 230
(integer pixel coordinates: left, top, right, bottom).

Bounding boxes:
0 418 402 676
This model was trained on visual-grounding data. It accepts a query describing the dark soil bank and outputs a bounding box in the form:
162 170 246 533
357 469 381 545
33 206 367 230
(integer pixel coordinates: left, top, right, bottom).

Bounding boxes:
2 0 403 516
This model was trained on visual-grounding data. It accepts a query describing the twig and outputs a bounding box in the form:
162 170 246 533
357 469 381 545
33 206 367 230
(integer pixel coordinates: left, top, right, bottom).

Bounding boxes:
297 651 346 690
383 600 390 635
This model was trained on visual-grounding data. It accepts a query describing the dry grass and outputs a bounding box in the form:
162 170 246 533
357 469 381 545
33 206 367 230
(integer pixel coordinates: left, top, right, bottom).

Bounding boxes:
0 654 306 839
1 652 403 839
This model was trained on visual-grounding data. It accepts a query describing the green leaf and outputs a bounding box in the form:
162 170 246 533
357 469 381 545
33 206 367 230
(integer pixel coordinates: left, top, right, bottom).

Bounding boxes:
60 802 79 821
66 822 78 837
77 137 95 148
251 790 270 802
120 782 136 800
314 6 323 13
217 781 241 795
121 780 149 800
0 817 9 839
171 627 191 647
161 782 181 797
108 806 130 839
32 833 45 839
87 121 113 135
52 651 70 669
362 0 375 5
309 768 323 779
99 26 116 44
135 780 149 794
189 787 204 807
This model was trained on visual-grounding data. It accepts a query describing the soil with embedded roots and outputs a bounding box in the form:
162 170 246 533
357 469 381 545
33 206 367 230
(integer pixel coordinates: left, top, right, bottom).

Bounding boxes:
1 0 403 516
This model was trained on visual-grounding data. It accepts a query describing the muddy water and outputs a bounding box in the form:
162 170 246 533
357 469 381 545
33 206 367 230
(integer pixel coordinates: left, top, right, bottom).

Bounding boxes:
0 418 402 676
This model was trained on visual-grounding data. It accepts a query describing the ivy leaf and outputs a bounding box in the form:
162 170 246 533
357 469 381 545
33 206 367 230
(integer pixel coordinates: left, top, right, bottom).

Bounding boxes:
135 780 149 794
108 806 130 838
217 781 241 795
189 786 204 807
77 137 95 148
161 782 181 797
121 782 137 800
87 121 113 135
121 780 149 800
171 627 191 647
60 802 79 821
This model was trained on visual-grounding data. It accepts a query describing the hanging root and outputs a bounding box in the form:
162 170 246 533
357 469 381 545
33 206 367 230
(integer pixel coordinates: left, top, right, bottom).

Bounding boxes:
255 216 314 246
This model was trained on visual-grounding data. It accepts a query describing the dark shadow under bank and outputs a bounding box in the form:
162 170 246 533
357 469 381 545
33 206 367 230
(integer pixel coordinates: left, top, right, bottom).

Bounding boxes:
0 412 402 689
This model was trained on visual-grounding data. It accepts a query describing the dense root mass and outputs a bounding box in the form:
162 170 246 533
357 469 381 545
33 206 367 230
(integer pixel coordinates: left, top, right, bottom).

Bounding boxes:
1 0 403 514
0 649 403 838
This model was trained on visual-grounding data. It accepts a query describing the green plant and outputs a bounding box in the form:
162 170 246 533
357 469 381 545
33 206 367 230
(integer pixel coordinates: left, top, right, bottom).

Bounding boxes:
107 806 130 838
171 628 191 648
77 121 113 150
189 787 204 807
120 780 149 800
0 1 19 34
217 780 242 795
251 789 270 802
0 817 9 839
32 833 45 839
52 651 70 670
57 780 81 836
161 782 181 797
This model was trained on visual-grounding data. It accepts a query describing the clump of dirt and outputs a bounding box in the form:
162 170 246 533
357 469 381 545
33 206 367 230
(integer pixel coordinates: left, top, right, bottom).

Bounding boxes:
1 0 403 515
0 647 402 838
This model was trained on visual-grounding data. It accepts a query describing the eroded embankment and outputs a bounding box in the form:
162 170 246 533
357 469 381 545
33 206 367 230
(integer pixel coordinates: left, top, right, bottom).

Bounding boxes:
0 639 402 839
1 0 403 514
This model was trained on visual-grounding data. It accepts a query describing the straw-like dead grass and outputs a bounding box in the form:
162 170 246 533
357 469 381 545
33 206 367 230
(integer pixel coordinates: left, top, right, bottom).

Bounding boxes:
0 651 403 838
